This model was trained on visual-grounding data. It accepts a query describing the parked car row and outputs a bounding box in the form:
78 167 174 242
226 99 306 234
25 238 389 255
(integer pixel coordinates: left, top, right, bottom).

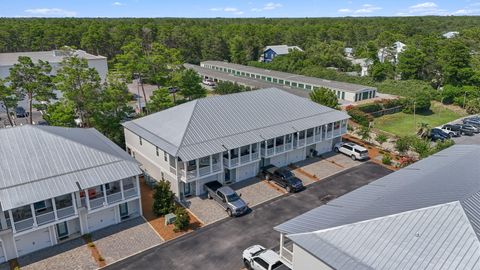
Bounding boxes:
430 117 480 141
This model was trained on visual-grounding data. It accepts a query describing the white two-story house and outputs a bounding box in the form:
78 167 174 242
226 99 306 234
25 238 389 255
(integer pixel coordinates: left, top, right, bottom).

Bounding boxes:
123 88 349 198
0 125 142 262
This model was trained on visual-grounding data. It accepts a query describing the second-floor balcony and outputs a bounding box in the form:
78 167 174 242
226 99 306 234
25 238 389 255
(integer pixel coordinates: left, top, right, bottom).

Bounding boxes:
81 178 139 211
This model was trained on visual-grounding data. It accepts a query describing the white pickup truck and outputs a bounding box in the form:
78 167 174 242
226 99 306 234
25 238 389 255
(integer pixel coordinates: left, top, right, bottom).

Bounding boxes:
243 245 289 270
334 142 369 161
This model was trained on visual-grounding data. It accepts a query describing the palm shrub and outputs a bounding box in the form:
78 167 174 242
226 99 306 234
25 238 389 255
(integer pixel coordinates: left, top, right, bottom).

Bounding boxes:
153 180 175 216
395 136 414 154
174 207 190 231
382 154 392 165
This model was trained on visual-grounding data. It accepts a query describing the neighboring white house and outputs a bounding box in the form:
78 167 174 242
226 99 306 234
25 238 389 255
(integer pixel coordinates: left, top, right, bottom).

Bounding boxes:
344 47 354 58
0 49 108 82
0 125 142 261
377 41 406 64
443 31 459 39
260 45 303 62
275 145 480 269
122 88 349 198
348 58 373 77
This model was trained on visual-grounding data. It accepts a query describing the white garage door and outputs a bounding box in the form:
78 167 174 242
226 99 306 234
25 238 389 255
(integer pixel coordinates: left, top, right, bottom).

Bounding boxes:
316 140 333 155
0 242 5 263
237 163 258 182
87 207 116 232
288 149 305 165
15 228 52 257
270 153 288 168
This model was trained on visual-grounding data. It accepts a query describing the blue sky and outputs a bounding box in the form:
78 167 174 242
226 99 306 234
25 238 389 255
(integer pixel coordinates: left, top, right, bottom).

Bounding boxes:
2 0 480 18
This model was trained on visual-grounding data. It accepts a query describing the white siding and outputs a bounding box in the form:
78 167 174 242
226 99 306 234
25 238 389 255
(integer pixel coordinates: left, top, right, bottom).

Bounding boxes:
15 228 52 257
236 162 259 182
316 139 333 155
270 153 288 167
0 241 5 263
292 244 333 270
287 148 305 165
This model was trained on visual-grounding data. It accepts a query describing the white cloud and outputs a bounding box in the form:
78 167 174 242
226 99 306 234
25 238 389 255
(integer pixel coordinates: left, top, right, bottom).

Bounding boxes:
337 4 381 15
406 2 447 15
410 2 437 9
209 7 243 15
251 2 283 12
24 8 76 17
112 2 125 6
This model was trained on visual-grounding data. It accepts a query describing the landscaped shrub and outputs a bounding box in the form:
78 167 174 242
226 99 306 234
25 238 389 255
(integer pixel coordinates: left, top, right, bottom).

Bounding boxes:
376 134 388 145
412 138 432 158
357 103 383 113
382 154 392 165
347 107 373 126
401 94 432 114
153 180 175 216
395 136 414 154
433 139 455 153
378 98 402 109
174 207 191 231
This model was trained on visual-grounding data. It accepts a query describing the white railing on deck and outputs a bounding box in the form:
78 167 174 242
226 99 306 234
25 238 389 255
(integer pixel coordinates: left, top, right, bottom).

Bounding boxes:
36 211 55 226
57 206 75 219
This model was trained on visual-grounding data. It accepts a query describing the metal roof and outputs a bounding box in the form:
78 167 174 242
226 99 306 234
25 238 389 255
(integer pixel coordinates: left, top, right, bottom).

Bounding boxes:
289 202 480 270
275 145 480 235
264 45 303 55
0 125 141 210
201 60 375 93
0 50 106 66
123 88 349 161
184 64 311 98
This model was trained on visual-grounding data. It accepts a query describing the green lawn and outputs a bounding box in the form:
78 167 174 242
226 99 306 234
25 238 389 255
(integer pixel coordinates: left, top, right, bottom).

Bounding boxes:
373 103 466 137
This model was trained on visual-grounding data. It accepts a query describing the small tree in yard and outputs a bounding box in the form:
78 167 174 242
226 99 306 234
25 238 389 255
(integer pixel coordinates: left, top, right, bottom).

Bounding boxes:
416 122 430 138
309 87 338 109
376 134 388 145
173 207 190 231
357 126 371 142
395 136 413 154
152 180 175 216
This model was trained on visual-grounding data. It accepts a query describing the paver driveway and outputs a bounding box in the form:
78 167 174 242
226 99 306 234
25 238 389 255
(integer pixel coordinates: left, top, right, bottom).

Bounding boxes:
106 162 392 270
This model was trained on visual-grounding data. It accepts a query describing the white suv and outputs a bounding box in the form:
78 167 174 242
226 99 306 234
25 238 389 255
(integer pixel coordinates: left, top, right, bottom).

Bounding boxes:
334 142 369 161
202 78 215 86
243 245 289 270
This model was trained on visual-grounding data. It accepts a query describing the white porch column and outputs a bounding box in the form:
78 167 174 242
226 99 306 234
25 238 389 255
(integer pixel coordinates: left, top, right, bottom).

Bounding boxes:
102 184 108 206
237 147 241 164
0 211 8 230
264 140 268 156
196 159 200 177
71 193 78 215
85 190 91 210
209 155 213 173
120 179 125 200
30 204 37 227
273 138 277 155
313 127 316 142
296 132 300 148
291 134 294 149
8 210 15 233
183 162 187 179
51 198 58 220
283 135 286 151
249 144 252 161
228 149 231 167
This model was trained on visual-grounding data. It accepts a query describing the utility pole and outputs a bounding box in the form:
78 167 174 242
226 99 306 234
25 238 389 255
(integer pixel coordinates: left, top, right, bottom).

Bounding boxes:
413 101 416 132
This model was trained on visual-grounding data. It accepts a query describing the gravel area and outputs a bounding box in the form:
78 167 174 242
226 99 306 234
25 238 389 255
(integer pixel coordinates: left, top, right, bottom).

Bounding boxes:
92 217 162 264
231 177 283 207
18 237 96 270
185 196 228 225
294 153 362 182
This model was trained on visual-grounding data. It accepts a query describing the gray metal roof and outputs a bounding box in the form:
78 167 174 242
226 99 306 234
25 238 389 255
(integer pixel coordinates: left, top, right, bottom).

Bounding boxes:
264 45 303 55
184 64 311 98
275 145 480 235
201 60 375 93
123 88 349 161
0 125 141 210
289 202 480 270
0 50 106 66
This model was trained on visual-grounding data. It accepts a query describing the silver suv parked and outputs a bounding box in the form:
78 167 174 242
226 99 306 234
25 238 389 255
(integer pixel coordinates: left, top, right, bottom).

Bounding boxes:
334 142 369 161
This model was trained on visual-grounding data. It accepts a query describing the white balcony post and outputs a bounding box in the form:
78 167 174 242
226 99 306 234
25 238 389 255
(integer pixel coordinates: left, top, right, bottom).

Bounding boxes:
8 210 15 233
273 138 277 155
313 127 316 141
280 233 284 258
196 159 200 177
71 193 78 215
174 158 178 179
120 179 125 200
237 147 241 163
136 175 141 198
183 162 187 178
51 198 58 220
249 144 252 161
210 155 213 173
103 184 108 205
291 134 294 149
0 211 8 230
264 140 267 156
283 135 286 151
296 132 300 148
228 150 231 167
30 204 37 227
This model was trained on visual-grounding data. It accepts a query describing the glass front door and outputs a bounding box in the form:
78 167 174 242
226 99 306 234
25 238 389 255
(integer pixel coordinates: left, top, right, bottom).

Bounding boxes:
119 203 129 218
183 183 192 196
56 221 69 239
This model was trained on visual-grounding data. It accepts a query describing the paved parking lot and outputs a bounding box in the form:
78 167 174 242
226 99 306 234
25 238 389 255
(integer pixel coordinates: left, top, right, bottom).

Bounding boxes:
107 162 392 270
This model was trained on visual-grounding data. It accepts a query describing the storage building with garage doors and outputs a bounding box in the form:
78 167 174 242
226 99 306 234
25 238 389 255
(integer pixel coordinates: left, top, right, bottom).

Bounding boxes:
0 125 142 261
123 88 349 199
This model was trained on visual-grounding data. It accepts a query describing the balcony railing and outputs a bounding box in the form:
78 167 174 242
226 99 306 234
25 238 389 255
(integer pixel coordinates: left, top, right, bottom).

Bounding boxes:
89 197 106 209
266 148 274 156
280 247 293 269
333 128 342 137
298 139 305 147
306 136 314 145
212 163 221 172
15 218 34 232
57 206 75 219
252 152 259 160
124 187 138 199
275 145 284 154
285 143 292 151
315 134 321 142
199 166 211 176
107 192 123 204
169 166 176 174
240 155 250 164
230 157 239 167
36 211 56 226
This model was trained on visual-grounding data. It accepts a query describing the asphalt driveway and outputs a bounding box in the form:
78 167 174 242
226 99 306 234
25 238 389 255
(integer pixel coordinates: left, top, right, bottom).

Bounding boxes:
106 162 392 270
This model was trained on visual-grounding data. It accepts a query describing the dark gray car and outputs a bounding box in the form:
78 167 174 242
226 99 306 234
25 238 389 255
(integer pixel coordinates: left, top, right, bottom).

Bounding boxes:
205 181 249 217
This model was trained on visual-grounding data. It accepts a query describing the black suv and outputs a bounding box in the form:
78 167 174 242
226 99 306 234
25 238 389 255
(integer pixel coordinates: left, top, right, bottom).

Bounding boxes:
428 128 450 141
262 165 304 193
